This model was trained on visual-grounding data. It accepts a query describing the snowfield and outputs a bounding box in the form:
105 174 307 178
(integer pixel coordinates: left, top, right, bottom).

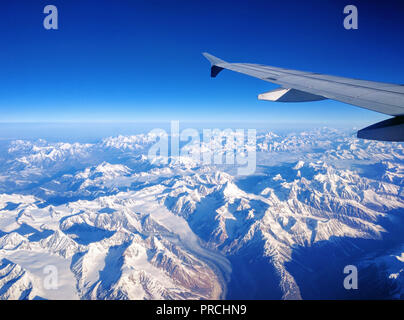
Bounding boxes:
0 127 403 299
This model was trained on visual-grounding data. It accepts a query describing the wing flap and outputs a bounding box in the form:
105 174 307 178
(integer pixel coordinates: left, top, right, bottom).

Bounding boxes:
258 88 326 102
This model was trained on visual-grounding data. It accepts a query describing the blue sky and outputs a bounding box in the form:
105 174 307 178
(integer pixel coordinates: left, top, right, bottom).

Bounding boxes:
0 0 403 127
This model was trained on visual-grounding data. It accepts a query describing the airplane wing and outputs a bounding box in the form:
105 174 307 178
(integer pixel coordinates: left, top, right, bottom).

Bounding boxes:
202 52 404 142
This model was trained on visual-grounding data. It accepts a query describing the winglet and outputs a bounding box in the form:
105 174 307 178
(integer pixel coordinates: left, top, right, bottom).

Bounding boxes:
202 52 226 78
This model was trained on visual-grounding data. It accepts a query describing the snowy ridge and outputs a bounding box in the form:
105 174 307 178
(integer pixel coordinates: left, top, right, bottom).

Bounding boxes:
0 128 403 299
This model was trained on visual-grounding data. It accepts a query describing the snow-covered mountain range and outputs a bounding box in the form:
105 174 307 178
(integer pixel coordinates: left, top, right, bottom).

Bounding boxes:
0 128 403 299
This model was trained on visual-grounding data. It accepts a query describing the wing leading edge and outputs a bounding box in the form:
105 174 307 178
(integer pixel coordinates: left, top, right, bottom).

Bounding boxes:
202 52 404 142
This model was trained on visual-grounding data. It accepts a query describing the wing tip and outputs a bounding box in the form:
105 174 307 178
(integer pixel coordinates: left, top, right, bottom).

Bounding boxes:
202 52 226 78
202 52 226 66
